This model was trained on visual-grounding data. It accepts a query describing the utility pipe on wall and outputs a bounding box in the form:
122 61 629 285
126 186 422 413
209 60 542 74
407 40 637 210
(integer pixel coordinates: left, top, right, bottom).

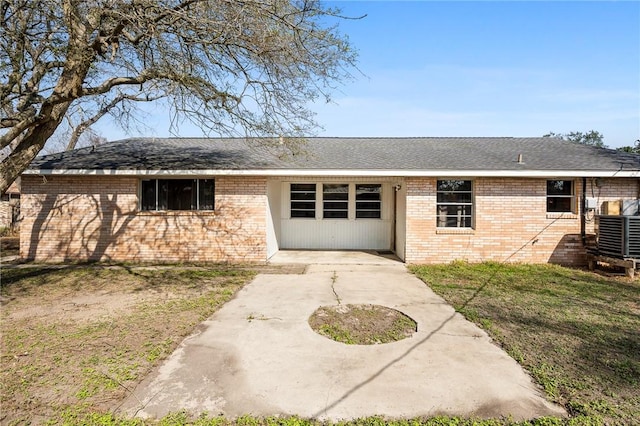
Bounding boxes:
581 177 587 246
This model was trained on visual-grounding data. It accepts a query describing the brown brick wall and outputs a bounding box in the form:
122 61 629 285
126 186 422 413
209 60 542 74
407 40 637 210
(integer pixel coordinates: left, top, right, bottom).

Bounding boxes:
404 177 640 265
20 175 267 262
19 174 639 265
0 202 13 228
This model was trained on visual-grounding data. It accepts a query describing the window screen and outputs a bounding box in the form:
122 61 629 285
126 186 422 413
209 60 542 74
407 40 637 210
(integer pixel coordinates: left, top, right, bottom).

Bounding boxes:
356 184 381 218
291 183 316 218
323 184 349 219
547 180 574 213
436 180 473 228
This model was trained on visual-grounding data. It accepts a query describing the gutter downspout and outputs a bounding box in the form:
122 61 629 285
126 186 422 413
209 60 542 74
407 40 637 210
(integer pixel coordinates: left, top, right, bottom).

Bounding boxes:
581 177 587 246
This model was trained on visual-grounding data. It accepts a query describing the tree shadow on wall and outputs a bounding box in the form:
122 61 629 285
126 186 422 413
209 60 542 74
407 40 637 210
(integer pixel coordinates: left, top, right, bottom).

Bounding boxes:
26 193 136 262
25 194 263 263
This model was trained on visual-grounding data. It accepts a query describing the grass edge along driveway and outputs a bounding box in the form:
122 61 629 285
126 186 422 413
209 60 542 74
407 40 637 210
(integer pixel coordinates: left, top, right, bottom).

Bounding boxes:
1 262 638 425
410 262 639 426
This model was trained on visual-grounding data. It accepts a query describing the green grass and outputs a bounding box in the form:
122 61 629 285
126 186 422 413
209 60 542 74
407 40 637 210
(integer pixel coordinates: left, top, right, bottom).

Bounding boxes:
38 411 612 426
2 262 638 425
410 262 640 425
319 323 357 344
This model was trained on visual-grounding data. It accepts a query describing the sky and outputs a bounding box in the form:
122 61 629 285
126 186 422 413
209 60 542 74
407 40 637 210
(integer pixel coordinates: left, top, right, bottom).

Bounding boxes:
95 1 640 149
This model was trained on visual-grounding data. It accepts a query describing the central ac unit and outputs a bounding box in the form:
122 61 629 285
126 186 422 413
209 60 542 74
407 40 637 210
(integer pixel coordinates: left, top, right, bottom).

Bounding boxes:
597 215 640 258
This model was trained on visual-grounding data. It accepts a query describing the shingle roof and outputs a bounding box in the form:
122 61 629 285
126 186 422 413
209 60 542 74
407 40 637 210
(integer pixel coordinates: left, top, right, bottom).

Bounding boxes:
26 137 640 177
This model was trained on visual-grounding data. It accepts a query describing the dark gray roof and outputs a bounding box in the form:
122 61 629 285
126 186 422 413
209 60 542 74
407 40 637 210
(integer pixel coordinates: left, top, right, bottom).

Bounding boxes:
27 137 640 175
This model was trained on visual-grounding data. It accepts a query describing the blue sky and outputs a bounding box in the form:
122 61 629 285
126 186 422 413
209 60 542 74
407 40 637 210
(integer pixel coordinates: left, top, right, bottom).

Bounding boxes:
97 1 640 148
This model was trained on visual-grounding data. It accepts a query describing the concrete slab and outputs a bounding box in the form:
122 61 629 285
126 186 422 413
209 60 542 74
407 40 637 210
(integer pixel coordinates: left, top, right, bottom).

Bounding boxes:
118 264 565 422
268 250 402 265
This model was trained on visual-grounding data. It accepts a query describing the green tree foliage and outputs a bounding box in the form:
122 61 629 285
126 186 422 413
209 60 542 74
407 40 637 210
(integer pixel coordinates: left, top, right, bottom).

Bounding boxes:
543 130 606 148
616 140 640 154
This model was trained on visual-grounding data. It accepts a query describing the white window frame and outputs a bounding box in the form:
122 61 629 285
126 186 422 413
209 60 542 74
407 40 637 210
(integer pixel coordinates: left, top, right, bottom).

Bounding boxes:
436 179 474 229
355 184 382 219
546 180 575 213
290 183 317 218
288 182 383 220
322 183 349 219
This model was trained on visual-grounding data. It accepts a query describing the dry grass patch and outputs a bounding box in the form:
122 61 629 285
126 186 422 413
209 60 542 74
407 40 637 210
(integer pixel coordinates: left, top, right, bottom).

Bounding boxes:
0 265 259 424
0 235 19 257
309 304 417 345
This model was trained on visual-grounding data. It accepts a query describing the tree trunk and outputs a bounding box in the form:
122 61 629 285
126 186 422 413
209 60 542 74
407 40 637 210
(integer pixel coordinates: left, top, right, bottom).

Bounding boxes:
0 0 94 194
0 109 70 193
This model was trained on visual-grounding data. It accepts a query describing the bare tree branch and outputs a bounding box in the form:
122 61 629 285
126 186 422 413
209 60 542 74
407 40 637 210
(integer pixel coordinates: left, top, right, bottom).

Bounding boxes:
66 92 163 151
0 0 359 192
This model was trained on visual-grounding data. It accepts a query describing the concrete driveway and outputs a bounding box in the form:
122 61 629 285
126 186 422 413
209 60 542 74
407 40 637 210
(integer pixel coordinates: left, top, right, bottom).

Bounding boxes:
118 252 565 421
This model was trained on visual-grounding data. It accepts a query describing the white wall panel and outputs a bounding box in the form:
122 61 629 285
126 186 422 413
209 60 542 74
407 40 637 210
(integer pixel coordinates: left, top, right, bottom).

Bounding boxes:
394 184 407 261
281 219 392 250
266 180 281 258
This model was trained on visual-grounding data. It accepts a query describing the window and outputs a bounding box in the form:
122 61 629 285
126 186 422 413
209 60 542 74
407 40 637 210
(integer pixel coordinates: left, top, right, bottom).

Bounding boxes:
0 193 18 202
291 183 316 218
323 184 349 219
356 184 381 218
436 180 473 228
547 180 574 212
290 182 384 219
141 179 215 211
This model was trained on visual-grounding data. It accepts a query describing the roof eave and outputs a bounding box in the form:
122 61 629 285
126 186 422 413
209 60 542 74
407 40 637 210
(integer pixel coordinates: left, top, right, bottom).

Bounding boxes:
21 168 640 178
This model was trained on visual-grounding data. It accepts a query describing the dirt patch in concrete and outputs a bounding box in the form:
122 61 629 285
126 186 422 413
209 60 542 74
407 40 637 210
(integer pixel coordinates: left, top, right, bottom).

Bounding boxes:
308 303 417 345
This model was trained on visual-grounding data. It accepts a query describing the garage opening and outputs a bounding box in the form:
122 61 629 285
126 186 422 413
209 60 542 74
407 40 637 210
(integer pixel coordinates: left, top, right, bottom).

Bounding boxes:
279 181 394 251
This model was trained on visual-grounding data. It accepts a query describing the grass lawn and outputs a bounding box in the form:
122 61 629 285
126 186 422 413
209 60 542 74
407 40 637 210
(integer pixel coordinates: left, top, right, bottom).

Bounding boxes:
1 262 637 425
410 262 640 425
0 265 258 424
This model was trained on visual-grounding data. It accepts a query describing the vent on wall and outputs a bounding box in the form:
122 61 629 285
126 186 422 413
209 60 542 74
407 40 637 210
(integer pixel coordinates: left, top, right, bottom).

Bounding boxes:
597 215 640 258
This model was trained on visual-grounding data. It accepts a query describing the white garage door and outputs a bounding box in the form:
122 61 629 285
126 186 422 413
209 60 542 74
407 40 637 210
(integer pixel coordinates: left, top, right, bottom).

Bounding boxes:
280 181 394 250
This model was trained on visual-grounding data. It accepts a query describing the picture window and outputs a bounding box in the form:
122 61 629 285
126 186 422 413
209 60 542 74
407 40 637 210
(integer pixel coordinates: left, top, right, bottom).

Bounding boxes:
141 179 214 211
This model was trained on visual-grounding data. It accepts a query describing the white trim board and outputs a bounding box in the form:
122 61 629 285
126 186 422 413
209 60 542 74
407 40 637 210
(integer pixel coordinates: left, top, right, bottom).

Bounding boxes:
22 168 640 178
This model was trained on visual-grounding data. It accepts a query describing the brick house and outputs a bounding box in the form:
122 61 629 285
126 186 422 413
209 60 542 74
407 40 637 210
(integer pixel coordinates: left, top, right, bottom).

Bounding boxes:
20 137 640 264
